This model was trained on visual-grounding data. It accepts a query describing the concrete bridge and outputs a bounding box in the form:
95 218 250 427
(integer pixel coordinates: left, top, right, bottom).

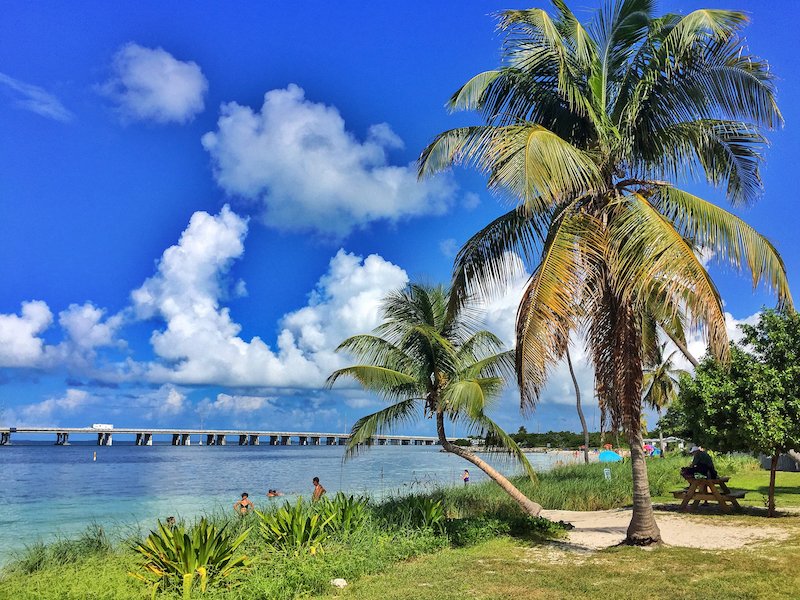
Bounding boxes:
0 427 442 447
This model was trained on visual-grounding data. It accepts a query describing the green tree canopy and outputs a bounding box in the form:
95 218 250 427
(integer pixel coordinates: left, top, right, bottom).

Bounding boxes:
676 308 800 515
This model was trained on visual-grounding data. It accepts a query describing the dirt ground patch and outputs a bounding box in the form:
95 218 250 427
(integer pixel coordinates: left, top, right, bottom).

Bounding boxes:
542 508 792 550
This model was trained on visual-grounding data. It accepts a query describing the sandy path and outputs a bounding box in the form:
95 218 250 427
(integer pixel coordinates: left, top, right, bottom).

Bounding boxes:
541 508 791 550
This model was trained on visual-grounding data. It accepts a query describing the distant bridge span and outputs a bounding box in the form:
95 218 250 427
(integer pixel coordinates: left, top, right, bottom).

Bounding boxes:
0 427 443 447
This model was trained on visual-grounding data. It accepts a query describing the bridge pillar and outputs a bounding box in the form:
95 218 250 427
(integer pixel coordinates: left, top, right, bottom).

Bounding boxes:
216 434 226 446
206 434 215 446
269 435 278 445
311 437 320 445
136 433 143 445
97 432 113 446
401 439 410 445
337 437 347 445
239 435 247 445
425 440 434 445
298 436 308 446
55 432 69 445
172 434 181 446
0 432 10 445
181 434 191 446
326 437 335 445
280 435 291 445
249 435 260 445
377 438 386 445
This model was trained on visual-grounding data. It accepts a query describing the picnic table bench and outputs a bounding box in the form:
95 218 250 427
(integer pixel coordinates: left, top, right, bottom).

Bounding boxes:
672 476 746 513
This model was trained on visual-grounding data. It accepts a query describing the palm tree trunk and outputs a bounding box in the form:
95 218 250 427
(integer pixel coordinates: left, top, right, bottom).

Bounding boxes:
616 303 661 545
436 410 543 516
567 349 590 464
663 329 699 368
657 407 665 458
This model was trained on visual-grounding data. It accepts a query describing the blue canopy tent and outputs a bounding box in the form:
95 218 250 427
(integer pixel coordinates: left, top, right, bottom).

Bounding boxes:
598 450 623 462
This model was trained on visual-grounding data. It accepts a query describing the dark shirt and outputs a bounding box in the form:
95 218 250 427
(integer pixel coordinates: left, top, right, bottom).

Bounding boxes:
691 450 715 471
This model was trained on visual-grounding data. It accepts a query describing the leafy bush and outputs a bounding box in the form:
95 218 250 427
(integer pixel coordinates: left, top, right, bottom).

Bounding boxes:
386 495 446 532
444 516 510 547
130 518 250 599
258 498 333 555
318 492 370 537
453 438 472 447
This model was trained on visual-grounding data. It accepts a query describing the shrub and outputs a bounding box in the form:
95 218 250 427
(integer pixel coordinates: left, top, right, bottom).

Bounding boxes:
318 492 370 537
258 498 333 555
130 518 250 599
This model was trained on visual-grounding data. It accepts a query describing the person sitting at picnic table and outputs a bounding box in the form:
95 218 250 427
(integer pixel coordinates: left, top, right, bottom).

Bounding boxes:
680 446 718 480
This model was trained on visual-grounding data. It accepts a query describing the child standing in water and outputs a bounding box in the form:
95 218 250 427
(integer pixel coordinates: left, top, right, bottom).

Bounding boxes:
462 470 470 485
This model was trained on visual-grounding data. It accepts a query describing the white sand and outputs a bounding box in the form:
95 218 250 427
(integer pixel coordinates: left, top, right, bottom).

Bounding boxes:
541 508 791 550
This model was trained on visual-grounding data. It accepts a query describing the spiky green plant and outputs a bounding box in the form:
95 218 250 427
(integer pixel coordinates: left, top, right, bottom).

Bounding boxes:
318 492 371 537
257 498 333 555
129 518 250 600
418 0 792 544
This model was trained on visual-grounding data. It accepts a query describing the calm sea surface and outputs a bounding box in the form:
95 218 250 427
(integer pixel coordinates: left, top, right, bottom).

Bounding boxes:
0 441 572 563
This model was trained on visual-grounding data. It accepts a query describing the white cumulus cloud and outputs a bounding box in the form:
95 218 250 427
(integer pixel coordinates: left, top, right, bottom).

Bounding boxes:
0 301 53 367
100 43 208 124
209 393 274 413
201 84 456 237
20 389 90 423
131 205 408 388
58 303 122 352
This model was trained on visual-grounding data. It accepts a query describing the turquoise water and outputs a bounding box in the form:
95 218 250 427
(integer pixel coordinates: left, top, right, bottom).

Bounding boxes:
0 442 570 563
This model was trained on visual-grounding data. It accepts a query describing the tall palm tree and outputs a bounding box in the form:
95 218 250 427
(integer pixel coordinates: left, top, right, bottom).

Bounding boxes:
643 343 687 456
565 348 589 464
418 1 791 543
326 284 543 516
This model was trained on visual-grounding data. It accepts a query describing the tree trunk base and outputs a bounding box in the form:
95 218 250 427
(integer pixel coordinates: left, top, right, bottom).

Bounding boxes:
620 535 662 547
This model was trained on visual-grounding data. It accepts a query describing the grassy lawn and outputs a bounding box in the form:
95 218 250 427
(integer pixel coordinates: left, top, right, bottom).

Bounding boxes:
330 516 800 600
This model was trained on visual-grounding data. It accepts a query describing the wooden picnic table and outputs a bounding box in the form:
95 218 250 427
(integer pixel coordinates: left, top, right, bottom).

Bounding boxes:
672 476 746 513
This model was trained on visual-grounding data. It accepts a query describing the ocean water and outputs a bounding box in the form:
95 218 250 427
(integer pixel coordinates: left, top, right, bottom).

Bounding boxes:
0 442 572 563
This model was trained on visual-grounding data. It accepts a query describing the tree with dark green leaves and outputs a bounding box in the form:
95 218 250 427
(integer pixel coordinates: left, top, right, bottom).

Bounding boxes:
418 1 791 543
326 284 543 516
677 309 800 516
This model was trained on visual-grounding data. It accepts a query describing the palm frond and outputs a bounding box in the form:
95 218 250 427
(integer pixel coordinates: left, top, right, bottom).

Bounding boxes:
325 365 421 400
516 209 603 409
608 193 729 361
344 398 421 459
652 186 792 306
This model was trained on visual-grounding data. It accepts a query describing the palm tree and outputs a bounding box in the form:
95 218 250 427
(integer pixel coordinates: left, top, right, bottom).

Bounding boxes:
565 348 589 464
326 284 543 516
418 1 791 543
643 343 687 457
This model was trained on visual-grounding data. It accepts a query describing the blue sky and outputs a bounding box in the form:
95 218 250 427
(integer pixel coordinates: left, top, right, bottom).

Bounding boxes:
0 0 797 436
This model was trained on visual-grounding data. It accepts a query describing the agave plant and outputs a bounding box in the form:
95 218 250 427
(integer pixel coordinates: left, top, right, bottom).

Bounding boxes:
257 498 334 555
318 492 370 537
130 518 250 600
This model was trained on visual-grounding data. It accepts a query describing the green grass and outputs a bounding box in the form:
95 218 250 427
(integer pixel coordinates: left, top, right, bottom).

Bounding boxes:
327 521 800 600
2 455 796 600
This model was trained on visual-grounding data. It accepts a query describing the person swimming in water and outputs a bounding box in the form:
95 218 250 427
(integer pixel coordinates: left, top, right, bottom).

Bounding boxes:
267 489 283 498
312 477 326 502
234 492 254 514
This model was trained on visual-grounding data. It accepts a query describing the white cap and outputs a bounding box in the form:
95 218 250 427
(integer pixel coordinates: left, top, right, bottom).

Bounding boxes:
689 446 700 454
